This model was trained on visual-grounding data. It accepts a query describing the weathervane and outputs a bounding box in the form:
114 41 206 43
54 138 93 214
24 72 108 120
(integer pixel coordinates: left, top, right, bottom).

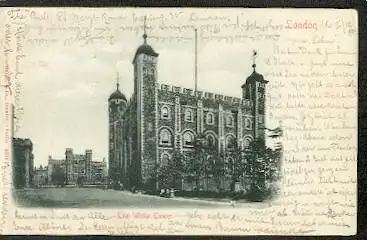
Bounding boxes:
143 16 147 44
116 72 120 90
252 50 257 72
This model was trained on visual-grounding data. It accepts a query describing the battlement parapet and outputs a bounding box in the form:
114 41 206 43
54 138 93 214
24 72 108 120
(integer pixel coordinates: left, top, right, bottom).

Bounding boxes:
241 99 253 107
204 92 213 99
159 84 169 91
65 148 73 153
173 86 181 93
13 138 33 148
183 88 193 95
233 97 241 103
224 96 233 102
156 83 253 106
215 94 224 101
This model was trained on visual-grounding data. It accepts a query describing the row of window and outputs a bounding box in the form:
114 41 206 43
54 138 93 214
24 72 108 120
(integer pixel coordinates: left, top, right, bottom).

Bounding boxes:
161 106 252 129
160 129 195 147
159 128 252 149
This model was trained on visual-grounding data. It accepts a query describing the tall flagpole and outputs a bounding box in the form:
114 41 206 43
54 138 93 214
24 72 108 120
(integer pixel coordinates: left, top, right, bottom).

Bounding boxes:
194 28 198 94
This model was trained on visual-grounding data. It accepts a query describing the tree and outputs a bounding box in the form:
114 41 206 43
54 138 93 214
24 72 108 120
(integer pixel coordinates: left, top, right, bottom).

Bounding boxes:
169 150 185 189
184 134 212 193
246 138 283 201
225 139 246 192
51 165 65 187
157 150 185 190
210 154 225 192
264 147 282 182
158 164 171 189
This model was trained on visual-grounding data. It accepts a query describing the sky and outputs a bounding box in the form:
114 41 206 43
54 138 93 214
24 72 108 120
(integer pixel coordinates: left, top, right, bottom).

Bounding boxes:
13 8 278 167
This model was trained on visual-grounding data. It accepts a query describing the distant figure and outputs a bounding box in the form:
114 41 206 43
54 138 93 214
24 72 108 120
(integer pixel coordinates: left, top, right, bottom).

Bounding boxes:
160 189 165 197
170 188 175 198
230 200 236 208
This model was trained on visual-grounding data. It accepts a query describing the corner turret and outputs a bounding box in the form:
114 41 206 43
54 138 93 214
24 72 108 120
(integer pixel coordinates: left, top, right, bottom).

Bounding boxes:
241 50 268 140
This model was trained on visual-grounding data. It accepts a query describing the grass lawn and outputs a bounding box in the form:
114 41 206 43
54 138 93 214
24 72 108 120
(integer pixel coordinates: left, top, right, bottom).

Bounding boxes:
13 187 234 208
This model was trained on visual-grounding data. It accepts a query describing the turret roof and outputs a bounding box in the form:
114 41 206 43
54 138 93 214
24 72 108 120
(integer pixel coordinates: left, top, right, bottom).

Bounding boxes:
109 89 127 101
241 70 268 88
132 43 159 63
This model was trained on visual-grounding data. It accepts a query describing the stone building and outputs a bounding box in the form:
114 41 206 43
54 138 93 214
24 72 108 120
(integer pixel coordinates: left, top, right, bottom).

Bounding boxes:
65 148 92 185
47 149 107 185
33 165 48 187
108 27 268 191
12 138 34 188
90 158 108 184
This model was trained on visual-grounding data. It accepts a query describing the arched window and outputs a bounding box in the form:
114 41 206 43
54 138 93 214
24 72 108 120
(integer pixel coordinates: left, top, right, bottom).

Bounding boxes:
183 131 194 147
159 128 172 146
227 115 234 127
206 112 214 125
226 135 236 150
161 106 170 119
161 153 170 165
185 109 193 122
147 122 153 132
143 66 154 76
206 134 216 148
245 118 252 130
242 138 251 149
225 157 234 170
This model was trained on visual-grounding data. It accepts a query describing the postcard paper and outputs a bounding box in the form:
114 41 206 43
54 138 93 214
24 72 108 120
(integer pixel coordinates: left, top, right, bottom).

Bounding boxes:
0 8 358 235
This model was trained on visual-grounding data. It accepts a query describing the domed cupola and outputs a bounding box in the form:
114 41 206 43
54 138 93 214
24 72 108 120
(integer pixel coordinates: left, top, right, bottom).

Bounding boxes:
242 70 266 88
109 86 127 102
109 73 127 102
132 16 159 63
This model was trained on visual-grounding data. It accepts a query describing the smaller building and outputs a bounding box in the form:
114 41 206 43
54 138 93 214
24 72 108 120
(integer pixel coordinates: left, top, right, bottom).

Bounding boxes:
12 138 34 188
90 158 107 184
47 149 107 186
33 165 48 187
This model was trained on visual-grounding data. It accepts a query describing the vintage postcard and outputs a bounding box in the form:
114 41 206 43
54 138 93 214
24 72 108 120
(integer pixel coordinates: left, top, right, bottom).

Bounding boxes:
0 8 357 235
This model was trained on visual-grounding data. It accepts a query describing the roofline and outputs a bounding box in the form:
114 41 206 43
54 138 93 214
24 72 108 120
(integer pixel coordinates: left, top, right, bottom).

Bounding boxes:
108 90 127 101
242 72 268 88
132 51 159 64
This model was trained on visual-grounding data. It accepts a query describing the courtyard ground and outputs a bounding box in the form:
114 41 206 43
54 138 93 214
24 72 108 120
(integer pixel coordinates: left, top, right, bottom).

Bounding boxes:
13 187 254 208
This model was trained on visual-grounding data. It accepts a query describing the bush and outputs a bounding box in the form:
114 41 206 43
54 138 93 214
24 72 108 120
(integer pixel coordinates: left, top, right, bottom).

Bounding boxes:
245 184 267 202
175 190 233 199
232 190 246 200
145 190 160 196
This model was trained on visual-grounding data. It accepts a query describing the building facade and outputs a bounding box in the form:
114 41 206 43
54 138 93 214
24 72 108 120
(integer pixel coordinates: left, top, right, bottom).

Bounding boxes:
33 165 48 187
108 30 268 191
47 149 107 185
90 158 108 184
